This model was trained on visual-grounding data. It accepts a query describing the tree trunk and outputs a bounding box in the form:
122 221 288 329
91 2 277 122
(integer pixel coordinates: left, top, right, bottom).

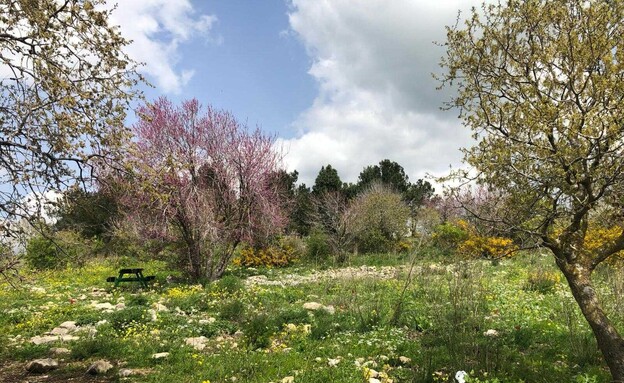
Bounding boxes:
557 260 624 382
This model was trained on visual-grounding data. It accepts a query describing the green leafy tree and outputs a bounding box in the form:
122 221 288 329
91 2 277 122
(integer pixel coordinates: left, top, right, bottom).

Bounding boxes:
0 0 142 275
54 187 118 242
288 183 314 236
357 159 410 194
441 0 624 378
312 165 343 195
350 183 410 253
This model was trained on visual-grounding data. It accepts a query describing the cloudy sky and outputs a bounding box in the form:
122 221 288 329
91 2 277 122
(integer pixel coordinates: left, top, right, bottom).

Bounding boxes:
110 0 480 187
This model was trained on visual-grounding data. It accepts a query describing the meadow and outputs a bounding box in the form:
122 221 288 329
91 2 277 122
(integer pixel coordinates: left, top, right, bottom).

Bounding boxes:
0 250 621 383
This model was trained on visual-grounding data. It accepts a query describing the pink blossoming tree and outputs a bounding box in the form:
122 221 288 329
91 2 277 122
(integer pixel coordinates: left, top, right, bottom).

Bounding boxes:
120 98 286 281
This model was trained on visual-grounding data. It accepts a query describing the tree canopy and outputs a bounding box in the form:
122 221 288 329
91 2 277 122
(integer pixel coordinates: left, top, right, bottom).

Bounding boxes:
312 165 343 195
441 0 624 379
0 0 141 275
118 98 286 281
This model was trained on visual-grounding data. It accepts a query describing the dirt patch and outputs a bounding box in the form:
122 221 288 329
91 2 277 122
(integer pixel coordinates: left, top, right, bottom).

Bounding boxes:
0 361 115 383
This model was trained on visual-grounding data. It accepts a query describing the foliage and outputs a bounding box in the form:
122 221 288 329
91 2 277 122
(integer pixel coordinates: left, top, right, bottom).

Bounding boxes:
525 270 561 294
116 98 286 281
288 184 314 236
233 238 298 268
440 0 624 378
0 0 142 277
349 183 411 254
310 191 355 261
457 221 518 260
432 221 468 252
24 230 100 270
54 187 119 242
312 165 343 195
357 159 411 194
305 228 332 260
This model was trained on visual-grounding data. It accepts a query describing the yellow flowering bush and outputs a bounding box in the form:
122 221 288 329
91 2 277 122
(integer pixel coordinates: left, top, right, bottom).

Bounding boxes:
525 270 561 294
165 285 203 299
552 224 624 265
582 226 624 265
233 239 297 267
459 234 517 259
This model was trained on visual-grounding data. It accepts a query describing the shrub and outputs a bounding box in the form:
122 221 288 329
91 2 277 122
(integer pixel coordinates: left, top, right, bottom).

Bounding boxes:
233 238 297 268
219 299 246 322
216 275 244 294
432 221 468 252
525 270 561 294
306 228 332 260
243 313 276 349
458 234 517 259
350 183 410 254
24 230 99 270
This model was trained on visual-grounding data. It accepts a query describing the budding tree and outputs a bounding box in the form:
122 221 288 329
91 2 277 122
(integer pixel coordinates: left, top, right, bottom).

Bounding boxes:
441 0 624 379
122 98 286 281
0 0 141 275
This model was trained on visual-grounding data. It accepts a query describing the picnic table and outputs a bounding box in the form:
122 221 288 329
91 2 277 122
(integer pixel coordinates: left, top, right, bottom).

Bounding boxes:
106 268 155 288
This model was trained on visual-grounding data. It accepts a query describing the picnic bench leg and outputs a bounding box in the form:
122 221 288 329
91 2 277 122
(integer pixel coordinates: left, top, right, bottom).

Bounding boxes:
138 272 148 288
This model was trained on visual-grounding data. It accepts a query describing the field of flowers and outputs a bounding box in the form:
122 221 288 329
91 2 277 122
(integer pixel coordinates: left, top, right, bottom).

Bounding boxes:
0 252 621 383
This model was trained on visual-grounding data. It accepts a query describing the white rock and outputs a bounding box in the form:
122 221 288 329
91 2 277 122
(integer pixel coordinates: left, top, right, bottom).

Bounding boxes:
59 334 80 342
399 356 411 364
31 335 60 345
327 358 340 367
483 329 499 337
154 303 169 312
185 336 208 350
93 302 115 311
455 370 468 383
281 376 295 383
50 347 71 355
119 368 134 377
369 379 381 383
26 358 58 373
59 321 77 331
86 359 113 375
48 327 69 336
152 352 170 359
303 302 324 311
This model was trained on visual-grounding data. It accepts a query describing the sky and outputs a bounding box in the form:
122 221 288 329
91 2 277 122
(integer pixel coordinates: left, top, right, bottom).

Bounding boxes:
109 0 481 187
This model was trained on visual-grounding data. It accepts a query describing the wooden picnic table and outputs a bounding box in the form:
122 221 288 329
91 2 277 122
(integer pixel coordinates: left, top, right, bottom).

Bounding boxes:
106 268 155 288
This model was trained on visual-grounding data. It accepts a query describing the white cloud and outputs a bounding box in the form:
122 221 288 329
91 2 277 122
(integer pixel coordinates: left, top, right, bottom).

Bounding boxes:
109 0 219 94
282 0 480 186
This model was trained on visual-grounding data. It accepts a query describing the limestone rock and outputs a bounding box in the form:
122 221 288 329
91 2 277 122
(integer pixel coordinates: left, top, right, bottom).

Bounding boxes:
302 302 324 311
26 358 58 373
152 352 170 359
49 347 71 356
59 321 77 331
86 359 113 375
185 336 208 351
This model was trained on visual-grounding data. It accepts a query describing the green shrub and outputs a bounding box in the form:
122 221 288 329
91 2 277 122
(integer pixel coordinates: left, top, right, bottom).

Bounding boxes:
25 230 98 270
71 335 121 360
216 275 244 294
432 222 468 252
243 313 276 349
525 270 561 294
356 227 394 254
109 307 146 332
219 299 246 322
350 184 410 254
306 228 331 260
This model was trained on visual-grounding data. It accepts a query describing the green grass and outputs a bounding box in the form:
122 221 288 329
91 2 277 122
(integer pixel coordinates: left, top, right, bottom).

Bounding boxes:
0 252 619 382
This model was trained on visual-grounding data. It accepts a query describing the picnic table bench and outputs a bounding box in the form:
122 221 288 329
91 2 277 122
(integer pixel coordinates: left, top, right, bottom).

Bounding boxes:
106 268 155 288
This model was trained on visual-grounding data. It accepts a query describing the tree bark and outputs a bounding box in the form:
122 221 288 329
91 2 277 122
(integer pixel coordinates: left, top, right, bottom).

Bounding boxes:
557 260 624 382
